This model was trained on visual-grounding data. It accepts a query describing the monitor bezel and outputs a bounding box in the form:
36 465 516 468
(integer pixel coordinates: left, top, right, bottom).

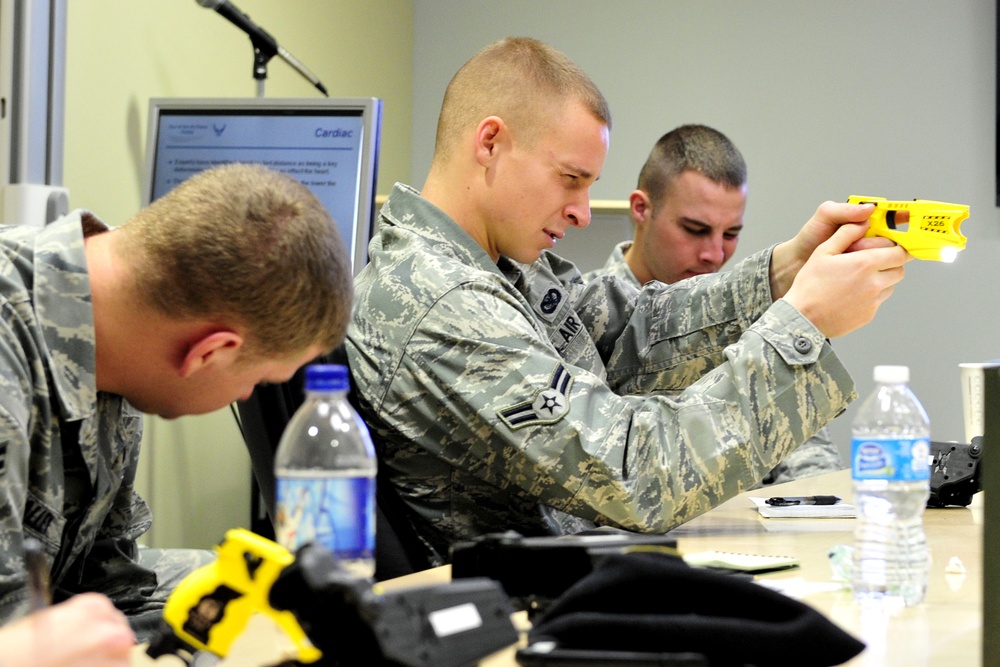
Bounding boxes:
141 96 382 274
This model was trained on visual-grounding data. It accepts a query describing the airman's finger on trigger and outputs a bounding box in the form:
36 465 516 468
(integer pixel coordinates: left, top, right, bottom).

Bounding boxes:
812 200 876 227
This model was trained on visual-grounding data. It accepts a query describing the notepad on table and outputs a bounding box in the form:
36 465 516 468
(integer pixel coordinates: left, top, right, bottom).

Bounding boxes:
749 496 856 518
683 550 800 574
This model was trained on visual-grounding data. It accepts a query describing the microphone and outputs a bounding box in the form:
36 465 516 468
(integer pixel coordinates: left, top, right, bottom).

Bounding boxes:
195 0 328 96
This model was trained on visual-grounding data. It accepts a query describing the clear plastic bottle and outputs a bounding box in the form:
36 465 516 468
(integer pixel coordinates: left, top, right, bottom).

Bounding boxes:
850 365 931 607
274 364 376 578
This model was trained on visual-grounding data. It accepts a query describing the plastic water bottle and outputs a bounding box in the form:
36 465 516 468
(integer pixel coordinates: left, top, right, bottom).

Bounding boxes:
274 364 376 578
850 365 931 607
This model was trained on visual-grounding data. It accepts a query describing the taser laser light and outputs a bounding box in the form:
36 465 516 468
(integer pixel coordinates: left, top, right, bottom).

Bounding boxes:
848 195 970 262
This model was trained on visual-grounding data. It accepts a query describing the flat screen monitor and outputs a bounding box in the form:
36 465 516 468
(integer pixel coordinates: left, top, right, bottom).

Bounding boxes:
142 97 382 273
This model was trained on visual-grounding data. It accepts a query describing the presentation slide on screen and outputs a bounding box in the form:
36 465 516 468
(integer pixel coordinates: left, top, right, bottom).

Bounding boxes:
151 112 366 249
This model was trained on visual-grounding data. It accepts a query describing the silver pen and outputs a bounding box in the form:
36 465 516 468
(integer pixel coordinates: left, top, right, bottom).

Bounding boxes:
24 537 51 612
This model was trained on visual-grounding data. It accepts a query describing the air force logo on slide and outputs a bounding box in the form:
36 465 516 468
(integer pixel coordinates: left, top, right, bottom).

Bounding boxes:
498 363 573 429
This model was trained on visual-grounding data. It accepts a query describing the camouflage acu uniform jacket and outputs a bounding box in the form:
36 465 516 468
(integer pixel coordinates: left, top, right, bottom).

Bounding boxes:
584 241 843 485
0 212 164 629
346 184 856 561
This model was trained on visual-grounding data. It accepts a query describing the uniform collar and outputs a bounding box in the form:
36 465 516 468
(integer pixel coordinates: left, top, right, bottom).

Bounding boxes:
382 183 506 279
34 211 103 421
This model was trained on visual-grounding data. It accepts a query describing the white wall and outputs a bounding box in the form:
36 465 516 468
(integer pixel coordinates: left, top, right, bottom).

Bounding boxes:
412 0 1000 459
63 0 414 549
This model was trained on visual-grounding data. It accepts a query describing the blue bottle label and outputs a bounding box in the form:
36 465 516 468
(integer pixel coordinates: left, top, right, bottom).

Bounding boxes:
851 437 931 482
275 474 375 559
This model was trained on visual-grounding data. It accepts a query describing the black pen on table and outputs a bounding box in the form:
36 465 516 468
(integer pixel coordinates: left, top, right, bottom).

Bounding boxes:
765 495 841 507
23 537 51 613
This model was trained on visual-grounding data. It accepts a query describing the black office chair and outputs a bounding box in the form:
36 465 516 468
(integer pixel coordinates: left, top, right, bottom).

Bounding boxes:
236 347 432 580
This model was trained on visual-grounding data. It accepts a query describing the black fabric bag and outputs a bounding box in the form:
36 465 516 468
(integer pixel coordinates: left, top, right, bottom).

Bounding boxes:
525 551 865 667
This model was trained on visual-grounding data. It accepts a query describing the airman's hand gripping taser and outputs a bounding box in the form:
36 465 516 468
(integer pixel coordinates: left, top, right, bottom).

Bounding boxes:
848 195 970 262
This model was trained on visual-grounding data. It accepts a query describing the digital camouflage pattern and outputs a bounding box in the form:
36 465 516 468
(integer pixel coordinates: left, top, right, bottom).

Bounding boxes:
0 212 211 640
346 184 856 561
585 240 844 485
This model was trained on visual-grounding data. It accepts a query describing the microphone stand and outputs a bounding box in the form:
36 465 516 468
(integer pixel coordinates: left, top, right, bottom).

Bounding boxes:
249 34 276 98
196 0 329 97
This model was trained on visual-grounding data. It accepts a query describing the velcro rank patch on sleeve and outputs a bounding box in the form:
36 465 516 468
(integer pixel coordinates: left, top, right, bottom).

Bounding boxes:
497 363 573 430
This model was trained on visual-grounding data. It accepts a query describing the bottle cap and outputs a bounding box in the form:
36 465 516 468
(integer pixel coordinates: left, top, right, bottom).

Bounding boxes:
873 365 909 384
304 364 350 392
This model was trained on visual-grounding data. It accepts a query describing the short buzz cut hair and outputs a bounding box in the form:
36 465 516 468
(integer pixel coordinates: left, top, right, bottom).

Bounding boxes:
637 124 747 211
432 37 612 161
119 163 353 360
